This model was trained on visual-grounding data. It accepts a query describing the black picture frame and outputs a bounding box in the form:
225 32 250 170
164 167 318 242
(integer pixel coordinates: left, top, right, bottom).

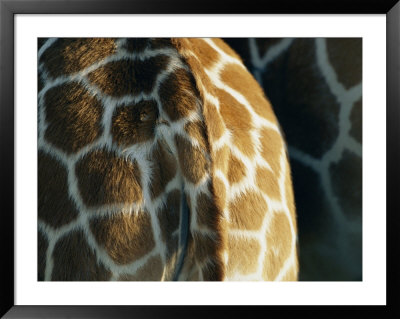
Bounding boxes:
1 0 399 318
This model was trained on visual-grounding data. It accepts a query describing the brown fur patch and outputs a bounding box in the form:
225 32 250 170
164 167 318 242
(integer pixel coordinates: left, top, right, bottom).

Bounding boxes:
219 63 277 122
157 190 181 242
213 146 230 174
111 100 159 146
164 235 180 280
185 38 220 69
263 213 292 280
123 38 149 53
43 82 103 154
187 269 201 281
184 121 209 151
259 128 283 174
149 141 178 199
123 38 173 53
38 229 48 281
217 88 255 157
118 255 164 281
175 135 208 184
227 235 261 276
192 233 224 280
40 38 116 78
212 177 227 210
203 102 226 143
255 166 281 200
229 191 268 230
75 149 142 207
170 38 190 50
38 151 79 228
88 55 169 97
52 229 111 280
159 68 198 121
179 227 224 281
90 211 155 265
227 153 247 184
192 232 219 263
173 230 195 280
150 38 174 50
201 261 224 281
196 192 219 229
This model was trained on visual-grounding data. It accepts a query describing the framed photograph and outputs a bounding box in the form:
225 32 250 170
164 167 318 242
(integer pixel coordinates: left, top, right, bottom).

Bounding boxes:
1 0 398 317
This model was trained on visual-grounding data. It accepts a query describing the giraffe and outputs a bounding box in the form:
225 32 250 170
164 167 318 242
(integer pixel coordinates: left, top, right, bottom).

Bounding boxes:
38 38 298 281
224 38 362 280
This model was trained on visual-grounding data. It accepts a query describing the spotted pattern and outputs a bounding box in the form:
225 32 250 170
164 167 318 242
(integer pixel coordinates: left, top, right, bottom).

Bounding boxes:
40 38 117 78
88 56 170 97
38 37 297 282
51 230 111 281
174 38 297 281
224 38 362 280
38 151 79 227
